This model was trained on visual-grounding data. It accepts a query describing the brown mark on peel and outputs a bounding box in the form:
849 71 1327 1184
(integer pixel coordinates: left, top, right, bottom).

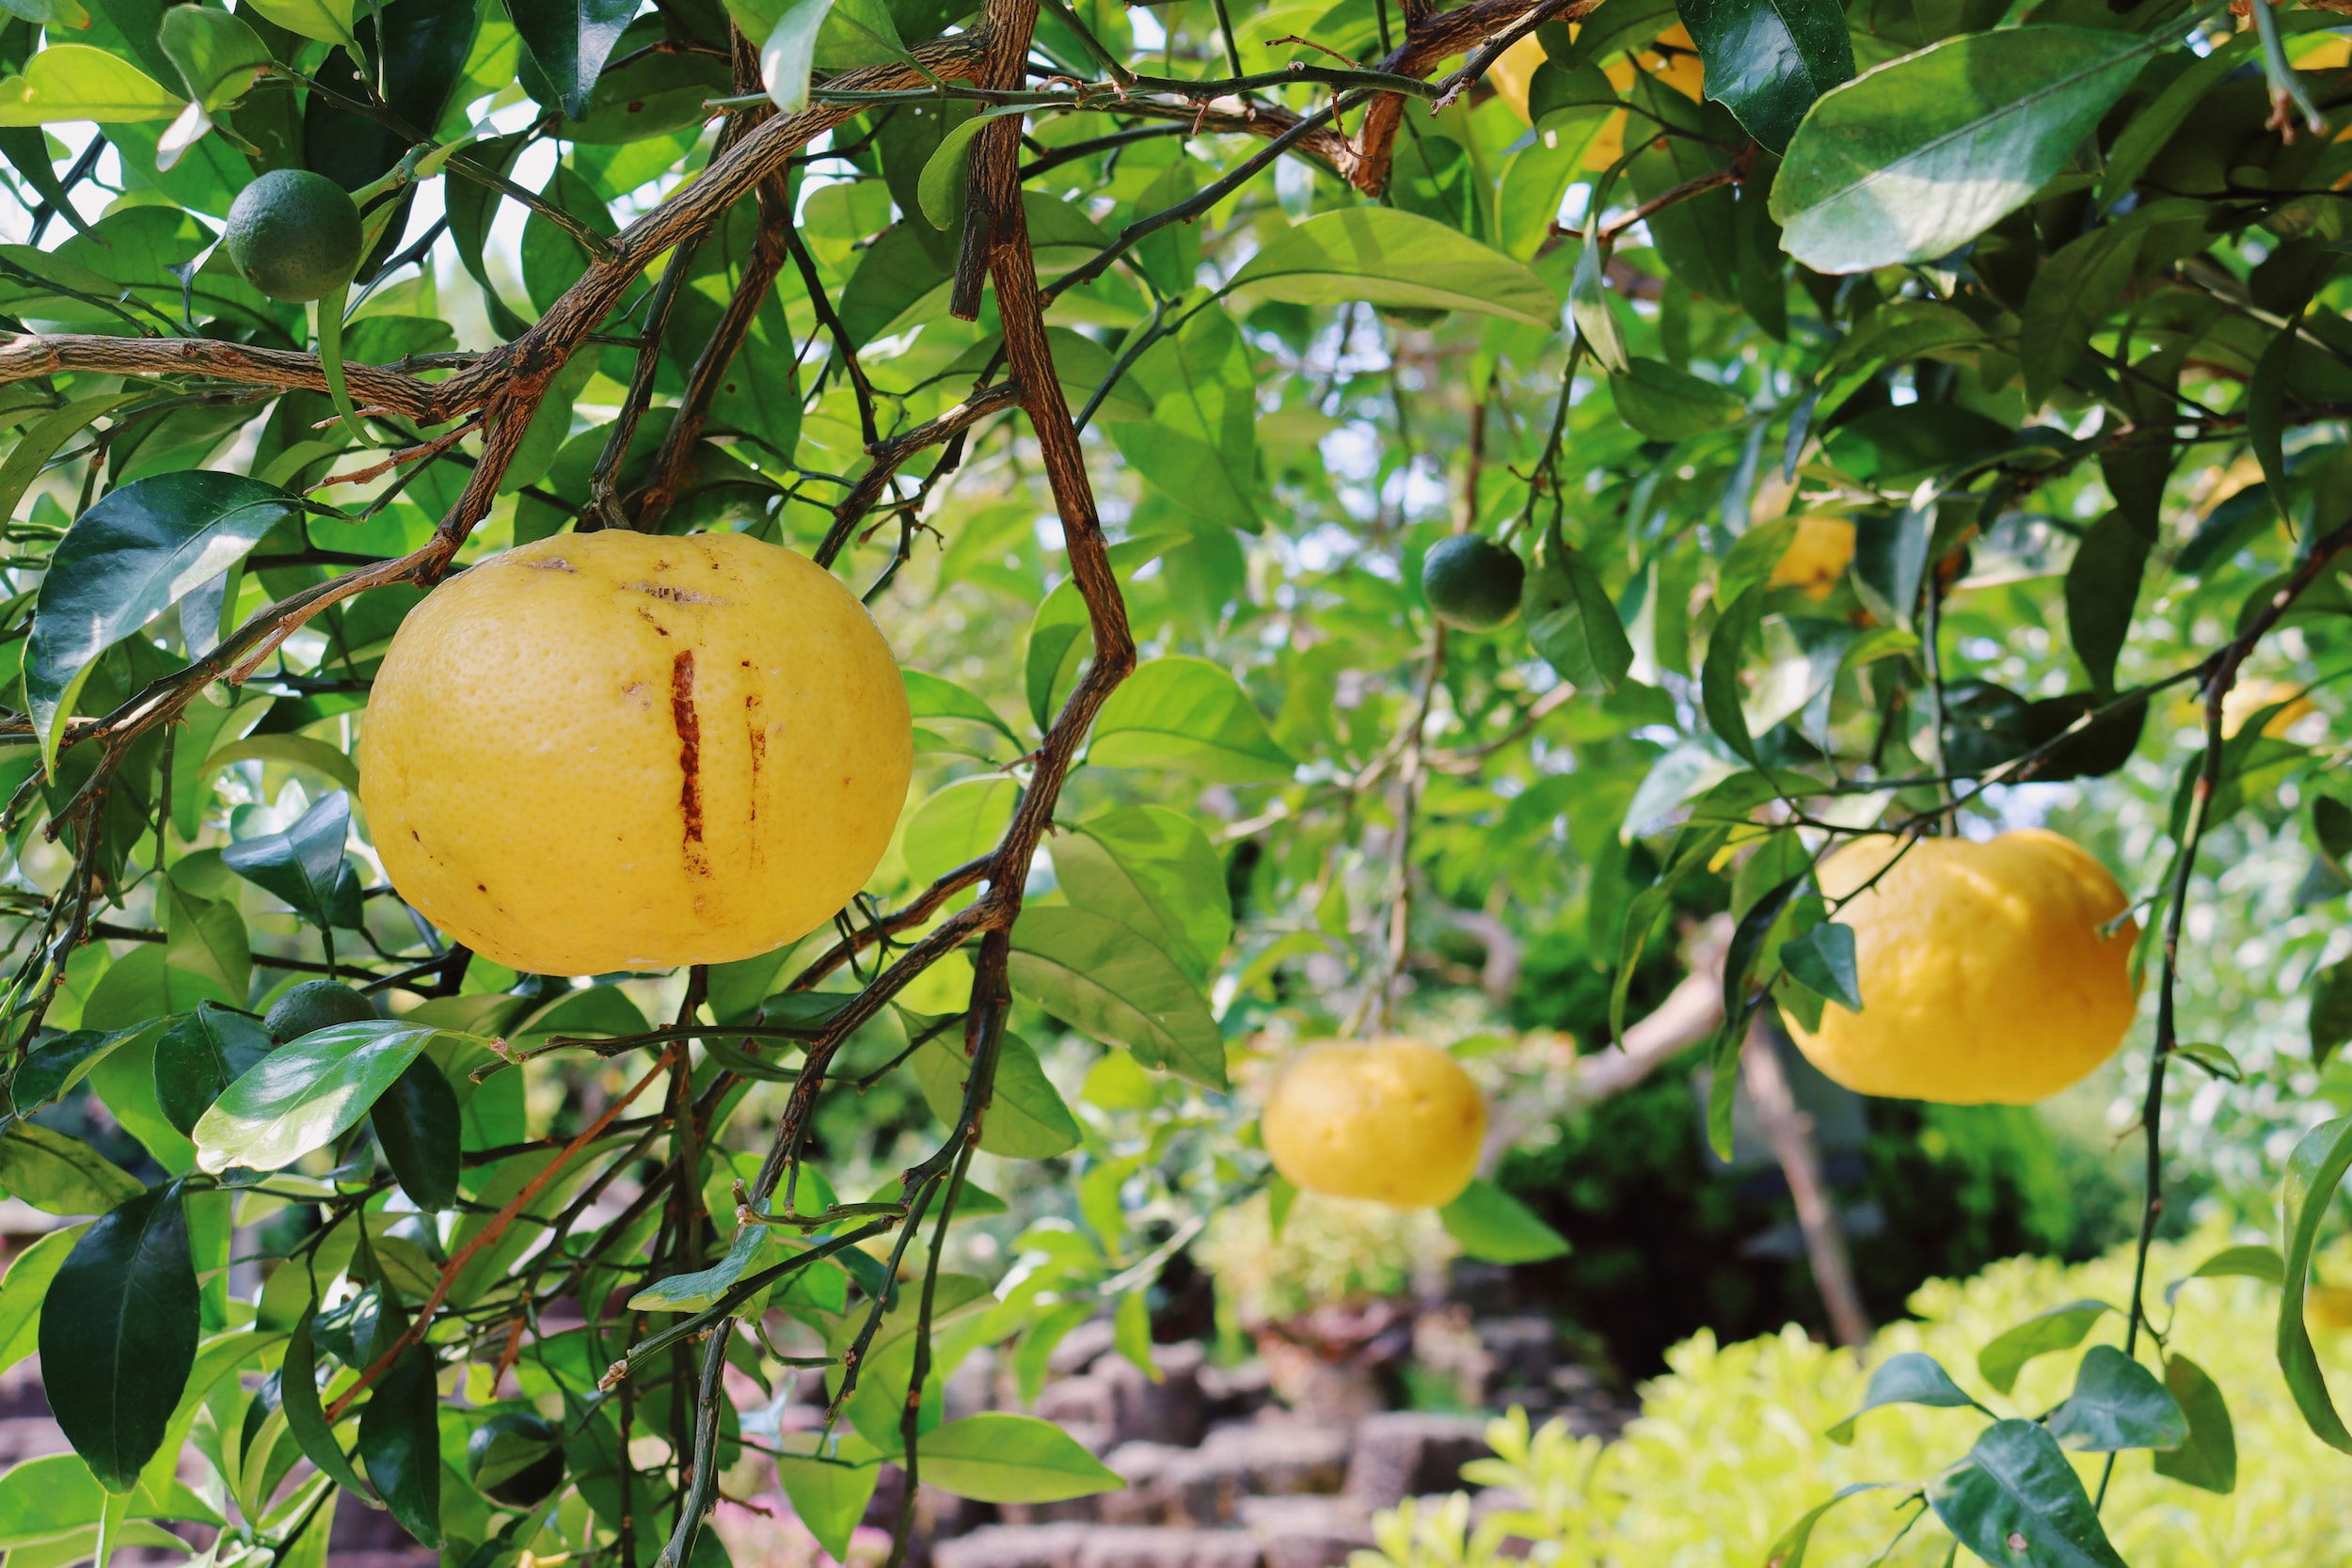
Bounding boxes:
745 693 765 838
672 649 708 882
526 557 576 573
628 579 722 606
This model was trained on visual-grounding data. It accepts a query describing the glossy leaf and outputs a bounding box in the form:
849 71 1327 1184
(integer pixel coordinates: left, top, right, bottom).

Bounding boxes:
192 1022 442 1175
1008 906 1226 1088
0 1221 85 1372
370 1056 462 1212
511 0 637 118
916 1412 1126 1503
1438 1179 1570 1263
1674 0 1851 150
1978 1299 2111 1396
2278 1115 2352 1451
24 472 299 767
0 1122 144 1215
40 1185 199 1491
220 792 357 931
243 0 359 47
1701 585 1766 762
2312 955 2352 1066
280 1309 379 1503
913 1027 1082 1160
2044 1344 2187 1452
8 1024 147 1114
152 1005 274 1136
1779 920 1861 1011
1088 657 1295 784
158 5 269 111
1230 207 1556 325
0 45 181 125
358 1345 442 1545
1772 27 2160 273
629 1224 771 1312
1825 1351 1979 1444
2063 510 2149 699
1927 1418 2127 1568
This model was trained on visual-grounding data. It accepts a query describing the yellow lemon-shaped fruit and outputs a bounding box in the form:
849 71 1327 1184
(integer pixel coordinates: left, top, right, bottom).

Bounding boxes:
1767 515 1856 599
1260 1039 1486 1209
1787 830 2139 1104
360 531 913 976
2309 1285 2352 1332
1490 31 1548 122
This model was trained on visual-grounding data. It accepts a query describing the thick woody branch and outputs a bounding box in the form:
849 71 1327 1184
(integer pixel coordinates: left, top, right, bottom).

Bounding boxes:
0 333 459 420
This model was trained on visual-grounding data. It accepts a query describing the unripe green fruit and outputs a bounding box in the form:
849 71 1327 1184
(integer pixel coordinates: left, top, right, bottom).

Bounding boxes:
1422 534 1525 632
224 169 364 303
468 1411 566 1507
262 979 376 1043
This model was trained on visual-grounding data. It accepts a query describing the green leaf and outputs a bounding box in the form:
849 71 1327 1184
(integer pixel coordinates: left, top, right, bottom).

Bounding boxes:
903 669 1019 744
0 1222 84 1372
201 734 363 797
1926 1418 2127 1568
1087 657 1295 784
0 1123 144 1216
1672 0 1851 151
0 394 141 534
158 5 269 111
8 1024 148 1114
2062 509 2149 699
221 791 356 931
1760 1483 1899 1568
1025 533 1187 727
1229 207 1557 326
281 1310 378 1503
358 1345 441 1546
2311 955 2352 1066
2044 1345 2187 1453
24 471 299 768
1977 1299 2111 1396
1780 920 1861 1011
901 775 1020 882
916 1413 1126 1503
1438 1179 1570 1263
2278 1115 2352 1452
1701 584 1766 762
1053 806 1232 983
2151 1354 2236 1495
191 1022 443 1175
628 1224 771 1311
2167 1243 2284 1307
239 0 358 49
163 879 249 1003
2019 224 2145 407
1104 306 1262 531
912 1027 1082 1160
40 1185 199 1492
152 1005 274 1137
774 1430 880 1561
370 1057 462 1212
917 104 1028 228
0 45 183 126
1825 1351 1979 1445
1008 906 1226 1088
1523 532 1634 693
757 0 838 112
510 0 637 118
1771 27 2161 274
1609 356 1745 441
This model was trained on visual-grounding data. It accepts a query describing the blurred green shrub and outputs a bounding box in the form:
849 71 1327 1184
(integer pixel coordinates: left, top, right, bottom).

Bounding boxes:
1199 1188 1454 1328
1350 1234 2352 1568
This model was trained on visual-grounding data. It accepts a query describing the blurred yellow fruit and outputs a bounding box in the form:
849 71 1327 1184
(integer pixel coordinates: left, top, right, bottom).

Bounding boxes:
1489 32 1549 122
1787 830 2140 1104
1767 515 1856 599
2310 1285 2352 1331
2166 678 2317 737
1261 1039 1486 1209
361 530 913 976
1486 22 1705 177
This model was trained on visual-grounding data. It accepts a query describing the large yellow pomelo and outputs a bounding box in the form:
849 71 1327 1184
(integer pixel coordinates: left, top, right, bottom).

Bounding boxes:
1260 1038 1486 1209
360 531 913 976
1787 830 2139 1104
1767 515 1855 599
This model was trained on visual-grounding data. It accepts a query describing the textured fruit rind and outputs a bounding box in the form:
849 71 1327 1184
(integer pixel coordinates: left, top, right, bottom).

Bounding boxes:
1260 1038 1486 1209
223 169 363 304
359 531 913 976
1785 829 2140 1104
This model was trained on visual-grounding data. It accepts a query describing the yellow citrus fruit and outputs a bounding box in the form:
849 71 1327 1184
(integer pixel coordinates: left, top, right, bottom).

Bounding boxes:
360 531 912 976
1489 32 1548 122
2165 678 2317 737
2309 1285 2352 1332
1767 515 1856 599
1786 830 2140 1104
1260 1039 1486 1209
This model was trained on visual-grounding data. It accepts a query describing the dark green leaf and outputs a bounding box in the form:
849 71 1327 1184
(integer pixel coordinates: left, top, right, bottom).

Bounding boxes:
2062 510 2150 698
1780 920 1860 1011
192 1021 442 1175
1826 1351 1979 1445
1926 1419 2127 1568
24 470 298 766
1438 1178 1570 1262
39 1184 199 1491
1523 531 1634 693
281 1309 379 1503
220 791 357 930
358 1344 441 1546
152 1005 274 1136
371 1056 462 1212
1978 1299 2111 1396
1673 0 1851 151
1701 584 1766 761
2278 1115 2352 1452
509 0 636 118
1772 27 2161 273
1609 356 1746 441
2312 956 2352 1067
8 1023 145 1114
2151 1354 2236 1494
1007 906 1226 1089
2020 225 2144 407
2044 1345 2186 1452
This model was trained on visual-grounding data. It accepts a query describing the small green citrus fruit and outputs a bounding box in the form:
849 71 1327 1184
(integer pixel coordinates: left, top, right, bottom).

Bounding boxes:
262 979 376 1043
1422 534 1526 632
224 169 363 303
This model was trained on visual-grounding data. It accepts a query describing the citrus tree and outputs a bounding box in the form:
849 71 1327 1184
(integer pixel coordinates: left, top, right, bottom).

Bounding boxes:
0 0 2349 1560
